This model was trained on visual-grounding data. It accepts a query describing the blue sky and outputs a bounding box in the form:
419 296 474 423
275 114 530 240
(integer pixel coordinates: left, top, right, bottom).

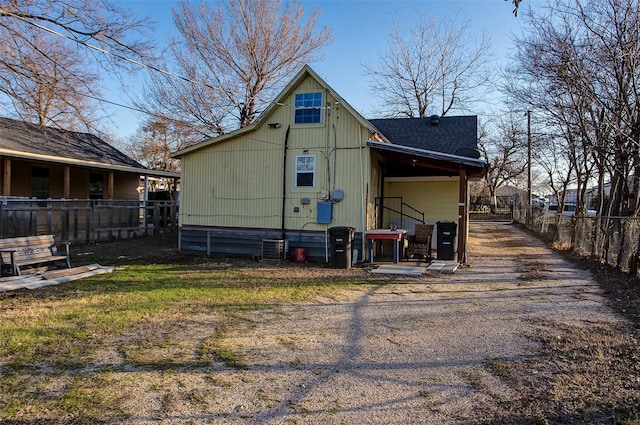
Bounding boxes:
110 0 525 139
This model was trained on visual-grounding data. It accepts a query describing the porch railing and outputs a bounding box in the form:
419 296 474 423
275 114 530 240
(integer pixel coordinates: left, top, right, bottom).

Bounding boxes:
375 197 425 233
0 197 177 243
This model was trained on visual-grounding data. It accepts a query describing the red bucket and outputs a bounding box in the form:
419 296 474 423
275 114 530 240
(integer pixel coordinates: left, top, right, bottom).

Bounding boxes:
294 248 306 262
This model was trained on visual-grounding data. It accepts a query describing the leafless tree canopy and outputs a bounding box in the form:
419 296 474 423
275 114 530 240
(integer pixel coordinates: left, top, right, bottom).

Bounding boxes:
140 0 332 139
507 0 640 218
0 29 101 130
0 0 155 132
365 13 492 118
478 116 527 212
127 117 200 172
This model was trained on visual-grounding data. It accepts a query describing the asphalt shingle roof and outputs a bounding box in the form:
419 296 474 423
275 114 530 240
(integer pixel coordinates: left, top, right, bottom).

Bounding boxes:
368 115 480 158
0 117 143 168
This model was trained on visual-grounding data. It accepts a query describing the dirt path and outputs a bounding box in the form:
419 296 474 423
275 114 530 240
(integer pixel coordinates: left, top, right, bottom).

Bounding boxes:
122 222 632 424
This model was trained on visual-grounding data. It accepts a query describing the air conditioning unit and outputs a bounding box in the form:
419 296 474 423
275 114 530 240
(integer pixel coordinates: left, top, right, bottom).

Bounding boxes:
262 239 286 261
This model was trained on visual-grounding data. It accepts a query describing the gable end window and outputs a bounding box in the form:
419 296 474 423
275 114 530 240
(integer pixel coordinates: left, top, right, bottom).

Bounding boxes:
294 92 323 124
295 155 315 187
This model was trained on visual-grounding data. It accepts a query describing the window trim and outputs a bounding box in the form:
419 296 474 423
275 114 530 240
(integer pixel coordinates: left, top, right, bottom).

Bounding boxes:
293 91 323 125
295 154 316 188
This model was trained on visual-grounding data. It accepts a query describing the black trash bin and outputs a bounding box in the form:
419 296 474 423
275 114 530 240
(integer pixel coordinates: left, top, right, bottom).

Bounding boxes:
328 226 355 269
436 221 457 260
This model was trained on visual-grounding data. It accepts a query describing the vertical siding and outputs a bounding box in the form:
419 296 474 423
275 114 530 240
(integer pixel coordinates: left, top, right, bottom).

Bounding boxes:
181 135 283 228
386 179 460 223
112 174 140 200
69 169 88 198
180 74 370 234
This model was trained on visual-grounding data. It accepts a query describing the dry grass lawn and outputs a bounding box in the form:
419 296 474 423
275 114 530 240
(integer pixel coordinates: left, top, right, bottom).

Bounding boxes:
0 225 638 424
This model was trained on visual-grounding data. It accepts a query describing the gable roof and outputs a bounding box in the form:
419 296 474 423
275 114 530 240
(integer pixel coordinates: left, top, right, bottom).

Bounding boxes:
172 65 384 158
368 115 480 159
171 64 483 173
0 117 178 177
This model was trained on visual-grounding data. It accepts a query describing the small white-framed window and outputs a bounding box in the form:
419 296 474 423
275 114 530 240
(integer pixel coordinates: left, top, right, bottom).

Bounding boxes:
294 92 323 124
295 155 315 187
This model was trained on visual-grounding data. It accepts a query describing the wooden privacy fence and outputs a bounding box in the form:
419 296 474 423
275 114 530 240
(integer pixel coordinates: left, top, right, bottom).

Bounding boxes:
0 198 177 243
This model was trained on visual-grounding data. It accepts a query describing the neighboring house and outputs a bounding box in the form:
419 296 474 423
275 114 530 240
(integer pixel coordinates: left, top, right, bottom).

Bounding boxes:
0 117 178 201
172 65 486 263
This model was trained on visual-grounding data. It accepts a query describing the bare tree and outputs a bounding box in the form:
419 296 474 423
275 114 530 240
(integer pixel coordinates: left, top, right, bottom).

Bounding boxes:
127 117 202 172
479 116 527 213
141 0 332 137
0 0 155 132
0 29 101 131
506 0 640 218
365 13 492 118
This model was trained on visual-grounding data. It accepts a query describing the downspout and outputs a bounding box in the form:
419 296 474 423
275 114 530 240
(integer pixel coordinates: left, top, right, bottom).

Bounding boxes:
333 123 338 193
325 89 332 191
281 125 291 240
359 127 366 262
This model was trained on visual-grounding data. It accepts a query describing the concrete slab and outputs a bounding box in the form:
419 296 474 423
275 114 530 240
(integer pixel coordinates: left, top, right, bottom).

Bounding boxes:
371 265 426 276
426 261 459 273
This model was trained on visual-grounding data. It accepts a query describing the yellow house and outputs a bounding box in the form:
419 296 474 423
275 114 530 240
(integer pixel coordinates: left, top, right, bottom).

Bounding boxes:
172 65 486 263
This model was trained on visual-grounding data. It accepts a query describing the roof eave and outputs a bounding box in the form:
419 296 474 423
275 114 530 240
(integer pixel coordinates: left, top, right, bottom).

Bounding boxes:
367 140 487 170
171 124 258 158
0 148 180 178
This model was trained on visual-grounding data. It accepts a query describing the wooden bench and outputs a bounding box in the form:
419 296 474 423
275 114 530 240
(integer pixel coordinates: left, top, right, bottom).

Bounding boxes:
0 235 71 276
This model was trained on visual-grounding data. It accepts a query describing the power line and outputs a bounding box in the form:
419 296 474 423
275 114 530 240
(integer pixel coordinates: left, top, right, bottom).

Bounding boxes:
2 9 226 94
0 9 300 138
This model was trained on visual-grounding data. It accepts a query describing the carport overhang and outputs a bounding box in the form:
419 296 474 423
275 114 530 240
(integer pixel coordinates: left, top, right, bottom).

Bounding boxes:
367 141 488 264
367 141 487 178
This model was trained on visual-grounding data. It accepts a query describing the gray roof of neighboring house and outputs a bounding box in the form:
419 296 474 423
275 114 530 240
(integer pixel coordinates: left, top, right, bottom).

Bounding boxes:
368 115 480 158
0 116 143 169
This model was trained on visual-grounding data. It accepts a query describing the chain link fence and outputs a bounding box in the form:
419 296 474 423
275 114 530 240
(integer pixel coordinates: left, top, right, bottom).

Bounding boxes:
514 208 640 276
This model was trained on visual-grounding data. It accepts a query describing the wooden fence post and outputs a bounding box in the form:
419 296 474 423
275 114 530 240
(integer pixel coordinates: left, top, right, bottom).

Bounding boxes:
46 200 53 235
73 207 79 242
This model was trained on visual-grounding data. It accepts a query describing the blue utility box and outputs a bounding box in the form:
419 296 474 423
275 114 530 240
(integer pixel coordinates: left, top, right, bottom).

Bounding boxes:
317 201 332 224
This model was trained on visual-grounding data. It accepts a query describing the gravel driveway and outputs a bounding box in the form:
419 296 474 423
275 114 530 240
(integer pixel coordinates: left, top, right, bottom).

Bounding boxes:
121 222 627 424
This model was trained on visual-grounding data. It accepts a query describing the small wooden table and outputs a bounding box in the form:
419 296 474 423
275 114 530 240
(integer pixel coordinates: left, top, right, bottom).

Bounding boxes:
365 229 407 263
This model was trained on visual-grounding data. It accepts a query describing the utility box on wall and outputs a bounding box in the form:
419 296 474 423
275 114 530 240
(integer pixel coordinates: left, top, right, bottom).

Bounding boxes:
317 201 332 224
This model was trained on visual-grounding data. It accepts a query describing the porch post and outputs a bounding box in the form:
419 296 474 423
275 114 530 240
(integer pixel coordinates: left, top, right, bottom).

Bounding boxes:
457 166 468 263
63 166 71 198
107 171 114 199
2 158 10 196
143 175 149 228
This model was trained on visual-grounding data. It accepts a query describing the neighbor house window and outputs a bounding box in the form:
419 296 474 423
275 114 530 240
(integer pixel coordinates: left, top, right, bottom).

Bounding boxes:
89 173 104 199
294 92 323 124
295 155 315 187
31 167 50 204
